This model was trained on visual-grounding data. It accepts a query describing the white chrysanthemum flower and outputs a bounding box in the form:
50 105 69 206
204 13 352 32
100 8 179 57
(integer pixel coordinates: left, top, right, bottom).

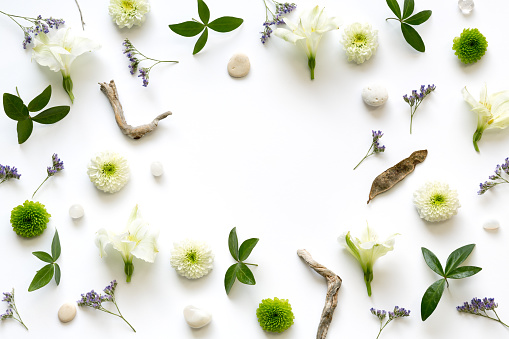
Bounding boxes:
87 151 130 193
109 0 150 29
170 239 214 279
413 181 461 222
340 23 378 64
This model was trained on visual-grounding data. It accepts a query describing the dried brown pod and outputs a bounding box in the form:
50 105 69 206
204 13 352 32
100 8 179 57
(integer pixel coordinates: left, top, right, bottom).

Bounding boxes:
367 150 428 204
99 80 172 139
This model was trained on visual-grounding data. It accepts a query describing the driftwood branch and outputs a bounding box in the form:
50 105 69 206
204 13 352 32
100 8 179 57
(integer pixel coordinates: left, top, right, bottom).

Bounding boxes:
74 0 85 30
99 80 172 139
297 249 342 339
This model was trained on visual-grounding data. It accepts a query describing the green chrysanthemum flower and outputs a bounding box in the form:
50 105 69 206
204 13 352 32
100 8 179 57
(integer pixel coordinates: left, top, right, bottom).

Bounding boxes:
452 28 488 64
10 200 51 238
256 297 295 333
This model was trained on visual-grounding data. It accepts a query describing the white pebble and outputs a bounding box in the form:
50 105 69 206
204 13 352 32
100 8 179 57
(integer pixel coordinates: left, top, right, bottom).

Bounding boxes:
227 53 250 78
458 0 474 14
483 220 500 230
69 204 84 219
362 84 388 107
183 305 212 329
151 161 164 177
58 302 77 323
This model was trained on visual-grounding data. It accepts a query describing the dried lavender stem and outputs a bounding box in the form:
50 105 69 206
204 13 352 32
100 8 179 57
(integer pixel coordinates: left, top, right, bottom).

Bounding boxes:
99 80 172 139
297 249 342 339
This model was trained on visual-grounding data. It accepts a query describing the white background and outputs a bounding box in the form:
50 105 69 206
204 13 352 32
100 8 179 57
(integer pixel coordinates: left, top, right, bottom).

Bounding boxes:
1 0 509 338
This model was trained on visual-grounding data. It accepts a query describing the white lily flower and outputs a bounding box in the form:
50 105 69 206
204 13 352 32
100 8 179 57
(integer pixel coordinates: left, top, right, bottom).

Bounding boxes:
32 27 101 103
338 224 398 296
462 84 509 152
274 6 341 79
95 205 159 282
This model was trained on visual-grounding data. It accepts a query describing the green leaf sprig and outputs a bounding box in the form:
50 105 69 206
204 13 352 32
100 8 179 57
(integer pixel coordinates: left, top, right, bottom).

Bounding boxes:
420 244 481 321
3 85 70 144
169 0 243 55
225 227 259 295
29 229 61 292
385 0 432 52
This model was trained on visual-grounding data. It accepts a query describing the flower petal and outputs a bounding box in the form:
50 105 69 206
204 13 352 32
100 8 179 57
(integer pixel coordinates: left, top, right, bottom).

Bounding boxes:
274 28 305 44
95 228 111 258
131 232 159 263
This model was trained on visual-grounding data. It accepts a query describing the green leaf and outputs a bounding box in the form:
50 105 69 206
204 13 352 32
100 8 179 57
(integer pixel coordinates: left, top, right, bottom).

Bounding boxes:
169 21 205 37
193 28 208 55
444 244 475 276
54 263 61 285
28 264 55 292
402 0 414 19
421 247 445 277
447 266 482 279
32 251 54 263
207 16 243 33
236 263 256 285
386 0 402 19
3 93 28 121
224 263 240 294
17 118 33 144
421 279 446 321
228 227 239 261
404 10 432 25
401 23 425 52
197 0 210 25
239 238 259 261
31 106 70 124
51 229 61 261
27 85 51 112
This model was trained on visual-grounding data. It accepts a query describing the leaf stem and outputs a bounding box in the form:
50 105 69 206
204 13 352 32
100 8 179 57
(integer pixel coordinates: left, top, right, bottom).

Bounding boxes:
386 17 401 22
243 262 258 267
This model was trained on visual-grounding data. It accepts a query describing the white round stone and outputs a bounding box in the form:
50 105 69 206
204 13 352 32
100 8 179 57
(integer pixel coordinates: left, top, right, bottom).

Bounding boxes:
227 53 250 78
151 161 164 177
483 220 500 230
458 0 474 14
183 305 212 329
69 204 84 219
362 85 388 107
58 302 77 323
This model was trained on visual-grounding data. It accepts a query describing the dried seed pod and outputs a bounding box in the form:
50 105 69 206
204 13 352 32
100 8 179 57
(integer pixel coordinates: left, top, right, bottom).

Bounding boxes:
367 150 428 204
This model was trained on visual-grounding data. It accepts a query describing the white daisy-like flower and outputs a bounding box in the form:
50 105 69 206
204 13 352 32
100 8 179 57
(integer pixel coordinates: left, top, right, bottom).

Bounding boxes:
109 0 150 29
170 239 214 279
413 181 461 222
87 151 130 193
340 22 378 64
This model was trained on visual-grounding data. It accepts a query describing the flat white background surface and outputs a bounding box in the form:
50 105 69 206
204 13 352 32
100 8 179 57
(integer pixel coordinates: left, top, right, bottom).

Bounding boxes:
1 0 509 338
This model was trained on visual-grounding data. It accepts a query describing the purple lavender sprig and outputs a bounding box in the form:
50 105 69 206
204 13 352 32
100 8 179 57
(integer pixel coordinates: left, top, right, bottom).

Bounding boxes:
260 0 296 43
403 84 436 134
0 11 64 49
122 38 178 87
0 164 21 184
77 280 135 332
478 158 509 195
371 306 410 339
457 297 508 328
32 153 64 199
1 289 28 330
353 130 386 170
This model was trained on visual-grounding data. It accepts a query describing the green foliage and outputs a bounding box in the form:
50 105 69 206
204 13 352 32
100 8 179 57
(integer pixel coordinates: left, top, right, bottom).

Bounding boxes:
452 28 488 64
224 227 259 294
420 244 481 321
385 0 431 52
10 200 51 238
169 0 243 55
29 229 61 292
3 85 70 144
256 297 295 333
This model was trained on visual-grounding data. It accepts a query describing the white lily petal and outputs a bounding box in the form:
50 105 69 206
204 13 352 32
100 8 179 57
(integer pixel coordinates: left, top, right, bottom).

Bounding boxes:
462 87 481 109
95 228 111 258
131 231 159 262
274 28 305 44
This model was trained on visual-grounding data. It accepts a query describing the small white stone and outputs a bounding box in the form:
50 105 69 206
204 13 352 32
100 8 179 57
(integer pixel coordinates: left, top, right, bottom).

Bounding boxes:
227 53 250 78
69 204 84 219
458 0 474 14
483 220 500 230
151 161 164 177
58 302 77 323
183 305 212 329
362 85 388 107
